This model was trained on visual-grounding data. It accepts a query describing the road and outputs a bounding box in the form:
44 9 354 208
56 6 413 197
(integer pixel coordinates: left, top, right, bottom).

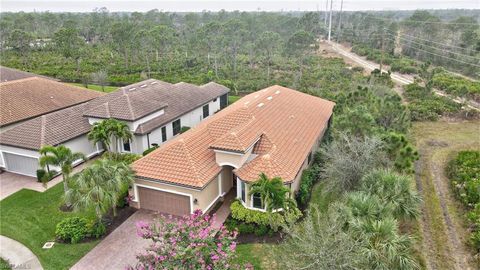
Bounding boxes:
328 41 480 112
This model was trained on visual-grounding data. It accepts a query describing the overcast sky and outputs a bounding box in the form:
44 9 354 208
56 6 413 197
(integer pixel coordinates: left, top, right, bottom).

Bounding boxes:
0 0 478 12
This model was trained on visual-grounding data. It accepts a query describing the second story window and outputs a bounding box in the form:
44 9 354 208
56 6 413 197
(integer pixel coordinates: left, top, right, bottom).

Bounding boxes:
161 126 167 142
203 104 209 118
172 119 181 136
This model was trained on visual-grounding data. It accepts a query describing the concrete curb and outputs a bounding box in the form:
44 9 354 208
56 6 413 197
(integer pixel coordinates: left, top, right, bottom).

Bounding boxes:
0 235 43 270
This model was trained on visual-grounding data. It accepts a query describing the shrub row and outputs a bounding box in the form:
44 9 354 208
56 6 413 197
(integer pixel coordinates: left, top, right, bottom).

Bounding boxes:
224 218 273 237
432 71 480 101
295 164 321 207
447 151 480 250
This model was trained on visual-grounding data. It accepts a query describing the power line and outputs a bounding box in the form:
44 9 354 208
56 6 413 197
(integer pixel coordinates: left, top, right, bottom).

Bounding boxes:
362 14 479 26
383 31 480 61
384 37 480 68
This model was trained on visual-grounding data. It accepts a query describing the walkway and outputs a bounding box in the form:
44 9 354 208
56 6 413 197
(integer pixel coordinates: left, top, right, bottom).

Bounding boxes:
0 235 43 270
71 210 159 270
212 190 236 229
0 159 95 200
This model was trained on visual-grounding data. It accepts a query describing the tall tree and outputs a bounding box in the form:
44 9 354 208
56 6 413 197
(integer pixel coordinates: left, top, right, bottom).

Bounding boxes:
249 173 296 212
88 118 132 152
53 28 85 75
39 145 86 195
256 31 282 83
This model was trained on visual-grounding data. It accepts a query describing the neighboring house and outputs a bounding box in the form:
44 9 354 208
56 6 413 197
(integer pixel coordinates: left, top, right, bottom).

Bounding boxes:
0 79 229 177
131 85 335 216
0 66 57 83
0 76 102 130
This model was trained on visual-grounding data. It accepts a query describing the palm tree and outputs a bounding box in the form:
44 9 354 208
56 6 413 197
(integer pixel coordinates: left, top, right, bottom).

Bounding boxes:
351 217 419 270
65 159 134 221
249 173 296 212
39 145 86 194
87 118 132 152
360 169 421 220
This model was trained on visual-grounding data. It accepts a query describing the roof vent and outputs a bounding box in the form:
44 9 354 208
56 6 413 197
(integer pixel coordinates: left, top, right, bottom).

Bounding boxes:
129 87 136 91
257 103 264 108
140 84 147 88
244 101 250 105
254 95 259 98
50 96 54 99
150 81 158 85
267 96 272 100
275 90 280 94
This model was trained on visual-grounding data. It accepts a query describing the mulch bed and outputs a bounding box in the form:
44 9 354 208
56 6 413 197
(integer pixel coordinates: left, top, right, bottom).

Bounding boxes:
236 232 283 244
103 206 137 236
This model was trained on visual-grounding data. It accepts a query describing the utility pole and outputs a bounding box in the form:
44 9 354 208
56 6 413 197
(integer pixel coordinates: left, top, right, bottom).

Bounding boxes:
380 28 385 73
324 0 328 26
336 0 344 41
328 0 333 41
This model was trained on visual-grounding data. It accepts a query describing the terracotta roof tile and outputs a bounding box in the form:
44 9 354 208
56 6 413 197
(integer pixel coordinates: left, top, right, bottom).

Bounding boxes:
0 77 103 127
0 66 56 82
132 85 335 188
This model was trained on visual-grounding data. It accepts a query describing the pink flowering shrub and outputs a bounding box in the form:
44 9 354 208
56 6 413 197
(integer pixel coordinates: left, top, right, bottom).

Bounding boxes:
127 210 238 270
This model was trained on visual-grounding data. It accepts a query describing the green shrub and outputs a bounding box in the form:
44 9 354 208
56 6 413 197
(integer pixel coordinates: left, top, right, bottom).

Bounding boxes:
254 224 270 236
230 200 301 231
432 71 480 100
88 220 107 239
296 164 321 207
180 126 191 134
238 223 255 234
142 146 159 156
55 217 89 244
102 152 140 165
36 169 57 183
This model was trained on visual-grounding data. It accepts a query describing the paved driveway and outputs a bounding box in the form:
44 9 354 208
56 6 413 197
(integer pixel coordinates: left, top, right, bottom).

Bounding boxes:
70 210 160 270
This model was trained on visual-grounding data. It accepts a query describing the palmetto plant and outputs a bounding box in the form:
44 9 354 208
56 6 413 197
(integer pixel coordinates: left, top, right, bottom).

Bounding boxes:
66 159 134 221
351 217 419 270
87 118 132 152
249 173 296 212
361 169 421 220
39 145 86 194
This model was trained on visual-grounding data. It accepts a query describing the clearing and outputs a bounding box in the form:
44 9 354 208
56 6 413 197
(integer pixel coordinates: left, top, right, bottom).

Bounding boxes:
412 120 480 270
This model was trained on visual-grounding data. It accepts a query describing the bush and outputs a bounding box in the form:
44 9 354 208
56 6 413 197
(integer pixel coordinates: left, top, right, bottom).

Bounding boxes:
296 164 321 207
88 220 107 239
55 217 89 244
180 126 191 133
255 224 270 236
36 169 57 182
142 146 158 156
238 223 255 234
230 200 301 232
102 152 140 165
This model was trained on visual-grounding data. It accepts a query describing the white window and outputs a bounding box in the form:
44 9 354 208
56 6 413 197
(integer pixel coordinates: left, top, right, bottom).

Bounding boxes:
122 139 131 152
252 193 264 209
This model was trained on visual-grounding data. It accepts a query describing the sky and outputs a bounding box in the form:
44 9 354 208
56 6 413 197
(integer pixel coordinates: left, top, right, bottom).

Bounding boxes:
0 0 478 12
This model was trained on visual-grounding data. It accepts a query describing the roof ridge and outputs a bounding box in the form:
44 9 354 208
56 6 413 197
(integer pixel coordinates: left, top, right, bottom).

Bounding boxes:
40 115 46 146
124 93 135 119
0 76 38 86
104 102 111 118
178 139 202 181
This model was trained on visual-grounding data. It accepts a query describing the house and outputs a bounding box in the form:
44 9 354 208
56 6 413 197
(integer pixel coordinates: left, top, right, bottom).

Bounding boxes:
0 79 229 177
0 66 57 83
0 76 102 130
131 85 335 216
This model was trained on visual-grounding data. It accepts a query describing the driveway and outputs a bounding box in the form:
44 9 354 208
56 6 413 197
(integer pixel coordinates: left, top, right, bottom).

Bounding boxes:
70 210 160 270
0 235 42 270
0 159 94 200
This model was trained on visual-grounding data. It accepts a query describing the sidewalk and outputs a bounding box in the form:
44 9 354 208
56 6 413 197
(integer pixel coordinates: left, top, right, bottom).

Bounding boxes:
0 235 43 270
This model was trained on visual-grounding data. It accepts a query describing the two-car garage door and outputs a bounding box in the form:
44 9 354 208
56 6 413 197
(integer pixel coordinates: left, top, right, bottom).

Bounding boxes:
137 186 191 216
3 152 39 177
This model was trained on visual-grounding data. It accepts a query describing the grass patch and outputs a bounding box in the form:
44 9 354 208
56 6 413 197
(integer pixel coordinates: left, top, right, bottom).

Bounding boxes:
68 83 118 93
412 120 480 268
0 183 99 270
309 181 336 212
233 243 272 269
0 258 11 270
228 95 241 104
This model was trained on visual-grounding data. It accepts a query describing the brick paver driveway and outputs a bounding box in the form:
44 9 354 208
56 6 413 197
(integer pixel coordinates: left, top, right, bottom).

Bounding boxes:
70 210 160 270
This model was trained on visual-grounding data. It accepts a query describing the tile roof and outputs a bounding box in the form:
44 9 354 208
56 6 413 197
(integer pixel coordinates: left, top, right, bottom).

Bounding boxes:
132 85 335 189
0 77 103 127
0 66 57 83
84 80 229 129
0 103 94 150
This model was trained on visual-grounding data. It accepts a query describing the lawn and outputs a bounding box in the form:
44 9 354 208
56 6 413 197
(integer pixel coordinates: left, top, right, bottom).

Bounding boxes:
0 258 11 270
68 82 118 93
229 95 241 104
0 183 99 270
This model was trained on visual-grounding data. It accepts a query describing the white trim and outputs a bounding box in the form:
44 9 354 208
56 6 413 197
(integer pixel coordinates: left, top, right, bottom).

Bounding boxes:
250 193 267 211
203 194 222 213
213 149 244 156
0 150 38 159
218 172 222 196
134 183 194 214
217 161 239 168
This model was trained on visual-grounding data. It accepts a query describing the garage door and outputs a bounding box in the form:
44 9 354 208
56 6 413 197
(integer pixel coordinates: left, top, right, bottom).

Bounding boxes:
3 152 39 177
138 187 191 216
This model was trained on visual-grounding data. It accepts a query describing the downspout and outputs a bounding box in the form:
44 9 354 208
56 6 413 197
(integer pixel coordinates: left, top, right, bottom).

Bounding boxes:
147 133 151 149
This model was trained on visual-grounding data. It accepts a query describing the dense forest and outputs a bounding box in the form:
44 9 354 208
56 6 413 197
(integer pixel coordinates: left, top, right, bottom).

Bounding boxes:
0 9 478 91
